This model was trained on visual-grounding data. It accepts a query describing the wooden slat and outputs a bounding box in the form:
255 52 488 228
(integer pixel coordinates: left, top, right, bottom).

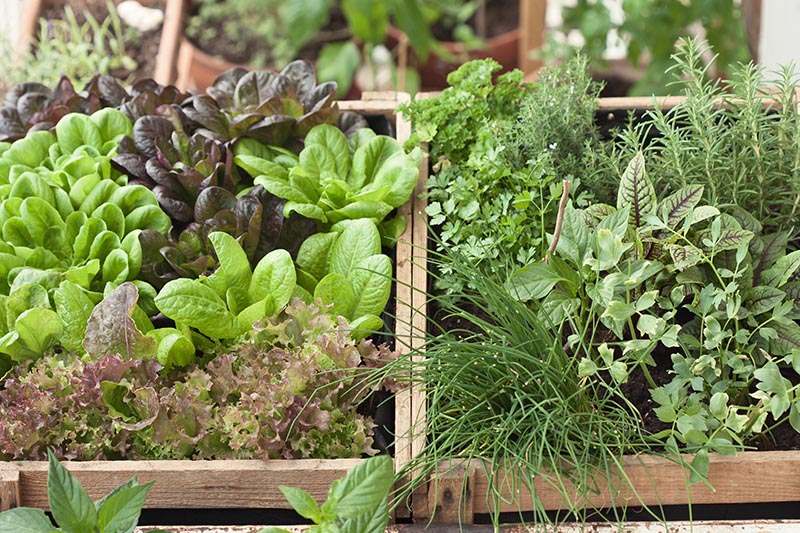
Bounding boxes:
596 96 687 111
410 147 428 469
518 0 547 76
0 466 20 511
392 92 415 483
154 0 188 85
7 459 361 509
428 461 474 524
338 100 399 116
16 0 43 54
470 451 800 514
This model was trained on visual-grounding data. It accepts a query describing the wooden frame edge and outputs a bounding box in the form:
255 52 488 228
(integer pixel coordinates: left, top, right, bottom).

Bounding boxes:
154 0 189 85
3 458 361 509
15 0 43 55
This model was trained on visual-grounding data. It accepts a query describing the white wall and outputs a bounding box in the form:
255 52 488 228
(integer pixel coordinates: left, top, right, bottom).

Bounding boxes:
0 0 23 49
759 0 800 71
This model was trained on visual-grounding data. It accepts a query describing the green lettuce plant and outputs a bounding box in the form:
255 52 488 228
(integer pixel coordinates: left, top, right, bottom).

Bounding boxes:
0 451 153 533
296 219 392 335
235 124 420 238
154 231 296 340
0 111 172 368
262 455 393 533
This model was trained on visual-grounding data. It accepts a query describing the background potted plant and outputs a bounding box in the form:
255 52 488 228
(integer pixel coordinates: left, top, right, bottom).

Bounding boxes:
6 0 166 96
156 0 543 95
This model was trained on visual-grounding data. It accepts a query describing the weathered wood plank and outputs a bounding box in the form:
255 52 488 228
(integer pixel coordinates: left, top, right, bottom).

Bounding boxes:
518 0 547 76
393 92 415 482
469 451 800 515
338 100 399 116
0 466 20 511
410 146 428 470
154 0 188 85
428 461 475 525
10 459 362 509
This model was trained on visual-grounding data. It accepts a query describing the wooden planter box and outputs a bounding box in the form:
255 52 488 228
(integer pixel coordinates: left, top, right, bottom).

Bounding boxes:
405 95 800 524
155 0 546 92
0 95 422 519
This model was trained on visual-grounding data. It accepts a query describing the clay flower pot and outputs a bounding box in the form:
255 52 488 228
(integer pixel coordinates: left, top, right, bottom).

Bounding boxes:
387 26 520 91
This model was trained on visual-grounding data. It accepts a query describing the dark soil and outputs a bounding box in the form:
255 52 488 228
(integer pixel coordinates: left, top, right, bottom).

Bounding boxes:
597 74 637 98
618 349 673 437
431 0 520 42
41 0 165 82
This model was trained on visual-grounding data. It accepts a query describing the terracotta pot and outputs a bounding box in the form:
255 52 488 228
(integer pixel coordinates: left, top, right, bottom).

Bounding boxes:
175 38 239 92
388 26 520 91
175 36 364 99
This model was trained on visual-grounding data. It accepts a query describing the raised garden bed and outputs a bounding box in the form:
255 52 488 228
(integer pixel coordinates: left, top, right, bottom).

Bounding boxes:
0 92 422 520
403 91 800 524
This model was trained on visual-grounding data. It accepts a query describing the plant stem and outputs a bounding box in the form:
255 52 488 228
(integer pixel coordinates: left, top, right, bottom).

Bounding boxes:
545 179 571 263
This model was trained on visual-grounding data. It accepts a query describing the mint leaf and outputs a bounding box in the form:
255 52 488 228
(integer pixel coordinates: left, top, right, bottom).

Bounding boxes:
47 450 97 531
278 486 321 522
0 507 55 533
326 456 393 519
96 480 153 533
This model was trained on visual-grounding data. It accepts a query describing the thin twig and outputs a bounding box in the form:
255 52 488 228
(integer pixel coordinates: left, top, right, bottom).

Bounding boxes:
545 179 571 263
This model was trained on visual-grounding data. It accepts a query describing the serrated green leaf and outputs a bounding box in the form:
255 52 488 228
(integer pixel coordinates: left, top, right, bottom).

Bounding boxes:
96 480 153 533
279 486 321 522
327 456 393 519
0 507 55 532
48 450 97 531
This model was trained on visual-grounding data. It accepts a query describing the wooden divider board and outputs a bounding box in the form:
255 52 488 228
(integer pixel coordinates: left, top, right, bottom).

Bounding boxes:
1 459 360 510
154 0 188 85
407 94 800 521
472 451 800 514
0 97 417 514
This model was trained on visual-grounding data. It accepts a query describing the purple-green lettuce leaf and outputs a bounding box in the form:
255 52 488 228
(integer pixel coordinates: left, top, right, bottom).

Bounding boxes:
83 282 157 359
0 354 160 460
186 61 347 145
0 75 130 143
